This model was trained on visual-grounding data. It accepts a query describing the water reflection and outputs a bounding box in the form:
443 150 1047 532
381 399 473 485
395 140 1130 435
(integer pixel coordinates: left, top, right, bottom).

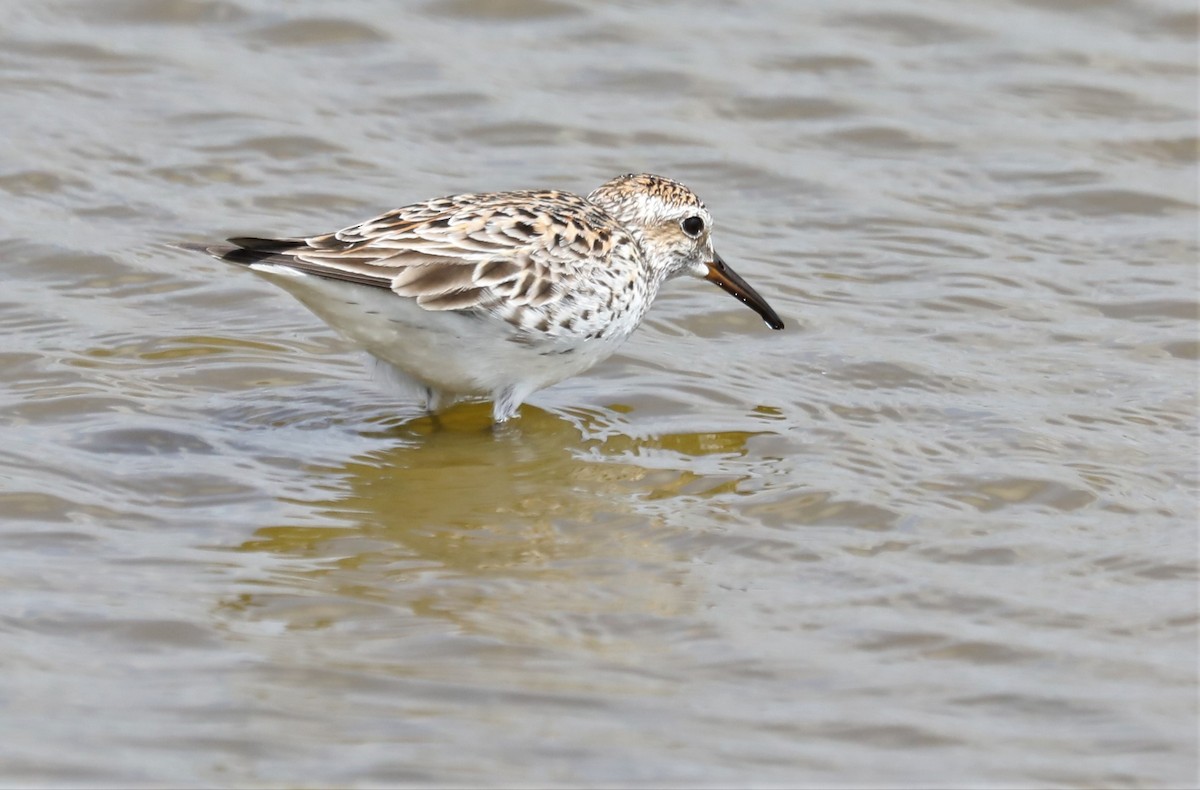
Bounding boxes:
225 406 772 649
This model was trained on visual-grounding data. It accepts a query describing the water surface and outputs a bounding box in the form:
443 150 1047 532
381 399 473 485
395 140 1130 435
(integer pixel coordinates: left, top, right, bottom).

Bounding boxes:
1 0 1196 786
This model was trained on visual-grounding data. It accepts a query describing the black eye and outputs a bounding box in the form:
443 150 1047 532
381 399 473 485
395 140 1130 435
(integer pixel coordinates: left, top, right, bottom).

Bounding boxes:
680 215 705 237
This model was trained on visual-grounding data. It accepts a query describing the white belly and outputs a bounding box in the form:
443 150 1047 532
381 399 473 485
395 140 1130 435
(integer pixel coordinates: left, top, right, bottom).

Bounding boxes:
250 265 627 401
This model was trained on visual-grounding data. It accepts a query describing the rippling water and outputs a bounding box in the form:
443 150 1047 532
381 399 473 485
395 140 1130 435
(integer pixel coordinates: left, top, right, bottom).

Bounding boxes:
2 0 1196 786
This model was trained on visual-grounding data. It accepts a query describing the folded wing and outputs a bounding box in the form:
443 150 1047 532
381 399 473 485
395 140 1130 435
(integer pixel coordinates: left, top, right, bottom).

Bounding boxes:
197 190 625 323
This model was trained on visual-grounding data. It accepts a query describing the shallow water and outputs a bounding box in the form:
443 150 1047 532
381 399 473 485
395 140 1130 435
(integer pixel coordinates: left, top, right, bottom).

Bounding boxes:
1 0 1197 786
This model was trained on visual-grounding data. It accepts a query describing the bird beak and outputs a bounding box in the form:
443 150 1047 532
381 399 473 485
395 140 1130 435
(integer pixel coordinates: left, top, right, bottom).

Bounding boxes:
704 251 784 330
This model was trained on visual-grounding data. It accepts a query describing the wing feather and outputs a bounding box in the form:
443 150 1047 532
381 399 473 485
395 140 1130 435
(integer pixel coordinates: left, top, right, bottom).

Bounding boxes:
207 190 631 324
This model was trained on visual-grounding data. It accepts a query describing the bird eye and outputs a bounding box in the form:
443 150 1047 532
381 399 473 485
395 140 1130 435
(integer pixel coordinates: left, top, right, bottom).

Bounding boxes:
680 215 705 237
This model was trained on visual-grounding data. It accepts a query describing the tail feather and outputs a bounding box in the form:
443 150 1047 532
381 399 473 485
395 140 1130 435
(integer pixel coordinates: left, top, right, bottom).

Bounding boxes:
226 237 305 253
174 238 304 266
175 238 394 290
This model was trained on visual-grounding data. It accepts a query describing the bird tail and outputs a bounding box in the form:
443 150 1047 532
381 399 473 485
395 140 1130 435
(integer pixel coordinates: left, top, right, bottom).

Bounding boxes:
173 237 305 266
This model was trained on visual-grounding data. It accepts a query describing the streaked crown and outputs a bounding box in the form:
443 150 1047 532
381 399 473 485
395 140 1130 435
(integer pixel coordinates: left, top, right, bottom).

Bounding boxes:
587 173 716 279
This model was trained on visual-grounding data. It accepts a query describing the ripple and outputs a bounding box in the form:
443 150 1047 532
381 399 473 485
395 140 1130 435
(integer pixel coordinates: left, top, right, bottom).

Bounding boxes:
746 491 901 531
831 11 983 45
424 0 581 20
1001 81 1192 122
250 18 389 47
759 54 873 73
200 134 347 160
0 170 89 196
458 120 567 147
68 0 247 25
2 39 162 73
827 125 953 152
1084 299 1199 322
721 96 854 122
1104 136 1200 165
1013 188 1196 217
73 428 218 456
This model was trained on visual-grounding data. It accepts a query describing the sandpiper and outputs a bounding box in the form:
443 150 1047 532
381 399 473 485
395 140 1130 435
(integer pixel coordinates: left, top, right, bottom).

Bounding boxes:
181 173 783 422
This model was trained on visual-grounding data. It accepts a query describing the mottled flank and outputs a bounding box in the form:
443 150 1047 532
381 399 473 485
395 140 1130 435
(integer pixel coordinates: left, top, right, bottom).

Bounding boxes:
180 173 783 422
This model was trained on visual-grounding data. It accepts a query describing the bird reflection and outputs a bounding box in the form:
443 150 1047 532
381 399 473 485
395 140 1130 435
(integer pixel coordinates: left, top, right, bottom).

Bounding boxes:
222 403 770 644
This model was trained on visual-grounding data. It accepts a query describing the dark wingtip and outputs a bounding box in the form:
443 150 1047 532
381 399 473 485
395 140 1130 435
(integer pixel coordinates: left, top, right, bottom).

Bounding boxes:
226 237 303 253
173 237 302 266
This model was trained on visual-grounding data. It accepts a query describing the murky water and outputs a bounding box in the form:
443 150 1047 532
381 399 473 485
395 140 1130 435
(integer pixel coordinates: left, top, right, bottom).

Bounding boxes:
2 0 1197 786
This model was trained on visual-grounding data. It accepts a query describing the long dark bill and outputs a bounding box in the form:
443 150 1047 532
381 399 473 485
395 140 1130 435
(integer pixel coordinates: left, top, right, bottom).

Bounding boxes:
704 252 784 330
